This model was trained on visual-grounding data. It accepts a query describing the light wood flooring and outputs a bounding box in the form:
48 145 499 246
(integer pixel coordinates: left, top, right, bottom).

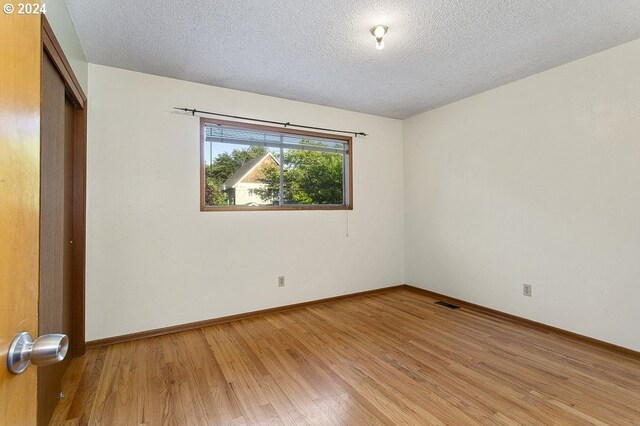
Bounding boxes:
51 288 640 425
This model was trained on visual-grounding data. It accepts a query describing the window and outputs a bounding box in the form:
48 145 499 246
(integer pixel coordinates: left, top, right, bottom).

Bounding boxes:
201 118 353 211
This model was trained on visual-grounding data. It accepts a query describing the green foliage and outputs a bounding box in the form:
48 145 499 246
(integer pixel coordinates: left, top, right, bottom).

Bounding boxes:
204 145 268 206
257 143 344 205
256 163 281 205
205 141 344 207
285 149 344 204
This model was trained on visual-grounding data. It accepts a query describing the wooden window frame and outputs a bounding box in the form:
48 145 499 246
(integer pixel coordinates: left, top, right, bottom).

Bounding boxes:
200 118 354 212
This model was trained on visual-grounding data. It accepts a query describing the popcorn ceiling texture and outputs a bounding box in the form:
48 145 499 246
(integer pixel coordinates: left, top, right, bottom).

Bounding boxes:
65 0 640 119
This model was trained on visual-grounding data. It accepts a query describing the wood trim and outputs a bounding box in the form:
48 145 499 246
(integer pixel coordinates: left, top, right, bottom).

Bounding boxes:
200 117 206 210
70 106 87 357
41 16 86 108
200 117 354 211
86 284 640 360
404 285 640 360
348 130 354 210
86 285 404 348
201 205 353 212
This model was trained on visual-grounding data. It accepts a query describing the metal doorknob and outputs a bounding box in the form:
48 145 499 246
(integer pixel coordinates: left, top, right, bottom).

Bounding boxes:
7 332 68 374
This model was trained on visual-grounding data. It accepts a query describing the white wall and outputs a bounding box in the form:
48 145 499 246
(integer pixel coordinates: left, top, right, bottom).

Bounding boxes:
86 64 405 341
43 0 88 93
404 38 640 351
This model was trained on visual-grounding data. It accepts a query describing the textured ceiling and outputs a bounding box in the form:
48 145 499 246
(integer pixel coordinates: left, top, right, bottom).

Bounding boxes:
65 0 640 119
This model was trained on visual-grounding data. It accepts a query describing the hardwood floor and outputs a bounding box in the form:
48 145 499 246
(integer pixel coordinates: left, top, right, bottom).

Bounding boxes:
51 288 640 425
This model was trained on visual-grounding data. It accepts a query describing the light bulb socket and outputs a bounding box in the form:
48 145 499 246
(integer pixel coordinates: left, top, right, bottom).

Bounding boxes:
370 25 388 38
370 25 388 50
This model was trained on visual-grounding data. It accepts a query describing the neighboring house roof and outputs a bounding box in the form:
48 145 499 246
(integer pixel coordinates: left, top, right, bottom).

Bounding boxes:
222 152 279 189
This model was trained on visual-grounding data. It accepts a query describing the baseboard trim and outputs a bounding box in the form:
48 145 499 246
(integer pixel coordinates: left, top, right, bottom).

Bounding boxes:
86 285 404 349
87 284 640 359
404 285 640 360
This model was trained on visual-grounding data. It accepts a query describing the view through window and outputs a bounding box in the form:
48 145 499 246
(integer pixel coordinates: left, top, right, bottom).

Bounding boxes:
201 119 352 210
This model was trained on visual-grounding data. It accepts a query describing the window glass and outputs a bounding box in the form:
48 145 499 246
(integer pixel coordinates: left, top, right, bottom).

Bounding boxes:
202 120 351 210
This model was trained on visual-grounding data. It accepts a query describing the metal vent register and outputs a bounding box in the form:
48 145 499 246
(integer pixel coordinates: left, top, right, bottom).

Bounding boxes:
435 301 461 310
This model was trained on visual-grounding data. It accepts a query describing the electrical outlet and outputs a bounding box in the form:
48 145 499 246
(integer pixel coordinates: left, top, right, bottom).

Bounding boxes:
278 276 285 287
523 284 532 297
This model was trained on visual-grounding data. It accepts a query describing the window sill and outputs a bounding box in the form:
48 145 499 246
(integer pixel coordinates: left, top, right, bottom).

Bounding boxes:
200 205 353 212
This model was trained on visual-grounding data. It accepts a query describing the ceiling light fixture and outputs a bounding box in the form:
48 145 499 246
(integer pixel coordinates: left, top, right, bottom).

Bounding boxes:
370 25 388 50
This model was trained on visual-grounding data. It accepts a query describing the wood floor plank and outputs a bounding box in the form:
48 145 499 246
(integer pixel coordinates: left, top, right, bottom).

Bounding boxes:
51 288 640 425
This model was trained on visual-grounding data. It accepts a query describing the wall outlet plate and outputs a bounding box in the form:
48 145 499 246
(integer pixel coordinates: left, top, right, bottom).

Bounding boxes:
523 284 532 297
278 276 285 287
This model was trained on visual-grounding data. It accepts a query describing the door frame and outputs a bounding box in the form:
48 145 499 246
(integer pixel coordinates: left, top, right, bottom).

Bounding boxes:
41 16 87 357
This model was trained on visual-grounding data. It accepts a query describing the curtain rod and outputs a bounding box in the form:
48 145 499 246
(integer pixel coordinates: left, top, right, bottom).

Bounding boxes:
173 107 368 137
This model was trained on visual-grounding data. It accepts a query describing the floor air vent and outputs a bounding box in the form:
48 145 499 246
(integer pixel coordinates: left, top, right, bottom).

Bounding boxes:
435 301 461 310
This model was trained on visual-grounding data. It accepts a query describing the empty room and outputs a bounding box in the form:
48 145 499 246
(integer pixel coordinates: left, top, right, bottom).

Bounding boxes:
2 0 640 424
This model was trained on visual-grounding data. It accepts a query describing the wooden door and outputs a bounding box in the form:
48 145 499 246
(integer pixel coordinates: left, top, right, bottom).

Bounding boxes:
0 11 42 426
38 53 76 426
